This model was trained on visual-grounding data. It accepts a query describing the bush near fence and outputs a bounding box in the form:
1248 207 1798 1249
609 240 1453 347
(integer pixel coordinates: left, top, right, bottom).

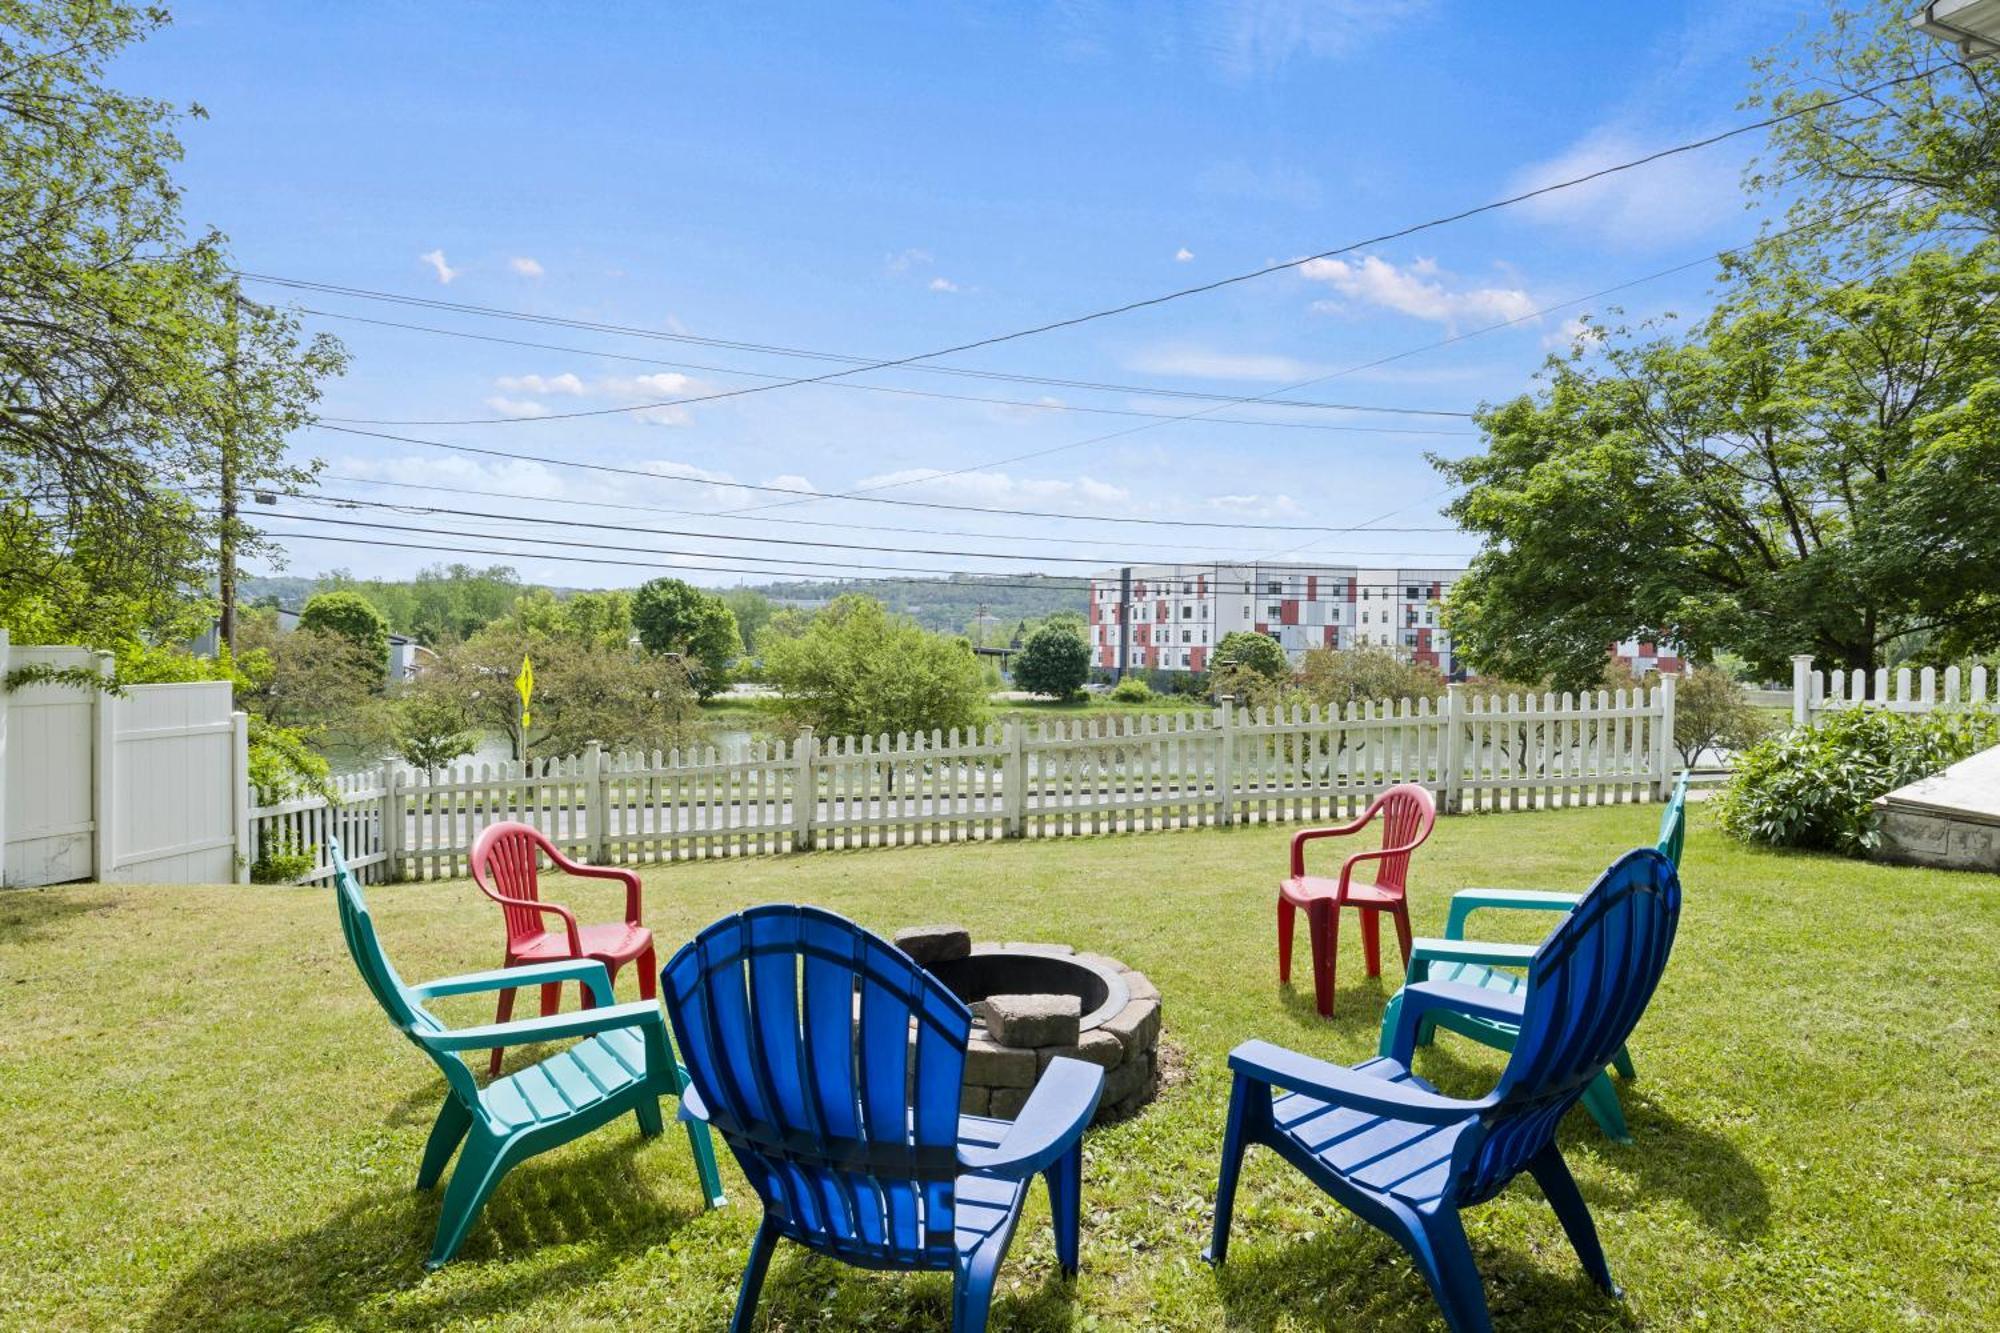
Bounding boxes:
254 684 1676 884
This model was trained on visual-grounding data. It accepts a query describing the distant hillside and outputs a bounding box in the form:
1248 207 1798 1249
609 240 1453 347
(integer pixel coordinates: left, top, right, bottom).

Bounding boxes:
744 575 1085 638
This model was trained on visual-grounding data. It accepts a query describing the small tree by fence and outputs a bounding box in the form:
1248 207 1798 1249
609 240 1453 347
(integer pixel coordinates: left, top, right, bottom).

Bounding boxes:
255 682 1676 885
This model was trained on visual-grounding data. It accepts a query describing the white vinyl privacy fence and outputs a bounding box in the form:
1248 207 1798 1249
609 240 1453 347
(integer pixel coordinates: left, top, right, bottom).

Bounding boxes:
1789 653 1997 725
0 630 250 887
262 682 1676 885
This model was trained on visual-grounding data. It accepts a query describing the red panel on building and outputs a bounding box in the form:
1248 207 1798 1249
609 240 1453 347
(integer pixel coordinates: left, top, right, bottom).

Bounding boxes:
1190 646 1207 672
1431 581 1441 599
1281 600 1301 625
1306 575 1318 600
1197 575 1206 595
1157 599 1168 622
1254 622 1268 635
1324 625 1338 647
1346 577 1357 601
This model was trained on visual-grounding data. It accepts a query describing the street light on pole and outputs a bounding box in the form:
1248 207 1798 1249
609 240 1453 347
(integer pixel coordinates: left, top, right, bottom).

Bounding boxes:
1914 0 2000 57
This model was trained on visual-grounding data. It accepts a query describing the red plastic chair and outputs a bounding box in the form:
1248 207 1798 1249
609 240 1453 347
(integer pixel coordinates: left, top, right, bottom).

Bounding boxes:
1278 783 1437 1018
470 821 656 1076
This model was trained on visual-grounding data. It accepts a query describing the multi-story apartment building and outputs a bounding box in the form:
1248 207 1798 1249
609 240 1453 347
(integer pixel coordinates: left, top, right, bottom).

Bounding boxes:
1086 563 1463 676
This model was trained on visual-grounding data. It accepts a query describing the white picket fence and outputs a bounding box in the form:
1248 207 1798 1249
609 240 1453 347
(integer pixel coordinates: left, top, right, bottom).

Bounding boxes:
1789 654 1997 725
257 682 1676 885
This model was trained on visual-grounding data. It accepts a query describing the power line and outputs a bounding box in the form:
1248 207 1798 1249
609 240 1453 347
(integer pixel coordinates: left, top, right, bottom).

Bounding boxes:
246 276 1475 417
306 422 1462 533
301 311 1473 435
240 64 1945 428
246 514 1469 593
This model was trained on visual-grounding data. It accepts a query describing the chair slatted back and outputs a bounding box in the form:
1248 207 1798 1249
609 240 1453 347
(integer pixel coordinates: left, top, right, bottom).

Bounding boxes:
1367 782 1437 893
470 822 554 946
1458 847 1681 1202
1656 770 1690 869
329 840 479 1107
662 906 973 1270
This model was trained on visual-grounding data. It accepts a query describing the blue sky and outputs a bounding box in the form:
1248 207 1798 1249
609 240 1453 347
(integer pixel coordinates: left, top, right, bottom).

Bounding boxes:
116 0 1820 589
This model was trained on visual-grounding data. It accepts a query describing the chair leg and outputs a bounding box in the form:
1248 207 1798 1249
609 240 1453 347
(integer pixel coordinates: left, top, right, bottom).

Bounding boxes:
1378 991 1403 1059
634 1089 664 1138
1205 1073 1260 1264
489 983 517 1078
427 1132 513 1270
1045 1141 1083 1276
1577 1071 1631 1144
1276 896 1296 984
1390 903 1415 972
1611 1043 1636 1081
1528 1145 1621 1297
730 1217 782 1333
416 1097 472 1191
668 1060 727 1207
637 944 659 1001
1308 902 1339 1017
1360 907 1382 977
952 1258 1002 1333
539 981 563 1017
1408 1206 1494 1333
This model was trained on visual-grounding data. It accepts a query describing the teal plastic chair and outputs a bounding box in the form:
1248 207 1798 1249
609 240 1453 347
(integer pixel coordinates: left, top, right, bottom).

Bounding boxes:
1379 772 1689 1142
329 839 724 1267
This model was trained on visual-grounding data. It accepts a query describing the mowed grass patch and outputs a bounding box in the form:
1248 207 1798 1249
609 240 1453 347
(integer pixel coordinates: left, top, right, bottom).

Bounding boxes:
0 803 1995 1330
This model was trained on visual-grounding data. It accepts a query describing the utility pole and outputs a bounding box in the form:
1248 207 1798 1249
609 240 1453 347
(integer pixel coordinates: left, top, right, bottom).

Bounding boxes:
218 278 241 658
973 601 986 649
1117 566 1132 682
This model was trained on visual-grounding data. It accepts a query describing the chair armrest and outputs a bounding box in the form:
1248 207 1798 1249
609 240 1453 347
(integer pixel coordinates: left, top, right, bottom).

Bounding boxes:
958 1057 1105 1179
426 999 664 1052
1289 818 1370 877
1382 980 1526 1064
1227 1039 1480 1124
487 892 584 955
548 848 644 924
1444 889 1581 939
677 1082 711 1124
412 958 616 1006
1408 937 1539 972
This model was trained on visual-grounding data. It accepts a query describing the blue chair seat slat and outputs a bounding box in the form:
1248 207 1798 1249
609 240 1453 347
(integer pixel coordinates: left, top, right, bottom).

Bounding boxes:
1432 960 1526 998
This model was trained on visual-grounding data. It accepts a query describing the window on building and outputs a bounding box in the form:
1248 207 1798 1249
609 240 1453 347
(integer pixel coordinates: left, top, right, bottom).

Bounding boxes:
1181 605 1193 619
1266 580 1282 595
1181 630 1191 643
1407 585 1422 600
1403 632 1417 647
1182 581 1194 594
1361 611 1370 624
1265 604 1281 619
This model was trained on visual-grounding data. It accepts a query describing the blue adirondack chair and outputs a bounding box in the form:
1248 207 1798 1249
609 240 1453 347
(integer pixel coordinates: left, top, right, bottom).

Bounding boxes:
329 839 724 1268
661 905 1106 1333
1380 771 1690 1142
1207 847 1681 1333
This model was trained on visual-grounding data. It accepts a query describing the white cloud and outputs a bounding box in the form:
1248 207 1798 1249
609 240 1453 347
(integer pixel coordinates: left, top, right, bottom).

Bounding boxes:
852 467 1129 509
482 396 547 418
1125 346 1325 382
1507 126 1745 247
764 474 817 495
494 372 587 396
508 256 544 278
419 249 458 284
885 247 935 273
1175 247 1195 262
1300 254 1536 327
1210 493 1305 518
1202 0 1434 79
928 276 960 293
1542 315 1594 351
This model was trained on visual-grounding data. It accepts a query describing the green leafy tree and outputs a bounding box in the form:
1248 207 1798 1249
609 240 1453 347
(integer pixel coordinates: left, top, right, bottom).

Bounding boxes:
393 694 476 777
234 610 390 750
1673 664 1772 767
1297 646 1446 707
631 578 739 698
1438 247 2000 687
764 595 988 738
0 1 345 651
1012 622 1090 700
497 587 632 649
721 588 776 655
1211 631 1289 681
298 590 390 682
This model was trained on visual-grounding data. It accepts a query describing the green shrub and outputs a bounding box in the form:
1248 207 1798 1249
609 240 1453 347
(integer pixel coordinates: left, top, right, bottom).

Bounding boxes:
250 829 317 884
1717 706 2000 854
1107 676 1153 703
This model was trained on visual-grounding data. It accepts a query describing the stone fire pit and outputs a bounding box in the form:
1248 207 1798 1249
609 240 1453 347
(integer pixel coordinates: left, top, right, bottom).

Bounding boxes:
895 924 1163 1123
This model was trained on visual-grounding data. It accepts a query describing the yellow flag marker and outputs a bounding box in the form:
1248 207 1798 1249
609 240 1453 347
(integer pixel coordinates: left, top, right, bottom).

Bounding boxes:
515 654 534 729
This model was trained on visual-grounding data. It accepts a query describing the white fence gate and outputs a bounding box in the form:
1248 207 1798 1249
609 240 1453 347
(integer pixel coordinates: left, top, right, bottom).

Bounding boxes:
1789 653 1997 725
256 682 1676 885
0 630 250 887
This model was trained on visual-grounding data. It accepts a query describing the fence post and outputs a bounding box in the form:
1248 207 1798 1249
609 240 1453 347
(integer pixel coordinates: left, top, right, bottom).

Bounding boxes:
378 759 402 882
1790 653 1814 728
1441 685 1463 816
1215 701 1235 828
92 656 117 882
584 741 608 862
1001 722 1025 838
1655 674 1677 800
792 728 817 851
231 712 252 884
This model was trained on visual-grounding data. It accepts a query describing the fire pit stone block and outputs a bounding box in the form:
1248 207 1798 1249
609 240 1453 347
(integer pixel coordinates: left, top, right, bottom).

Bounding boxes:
894 924 972 965
979 993 1082 1048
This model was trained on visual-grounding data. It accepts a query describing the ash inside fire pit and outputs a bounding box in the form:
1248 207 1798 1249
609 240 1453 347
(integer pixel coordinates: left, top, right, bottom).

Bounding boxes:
895 925 1163 1123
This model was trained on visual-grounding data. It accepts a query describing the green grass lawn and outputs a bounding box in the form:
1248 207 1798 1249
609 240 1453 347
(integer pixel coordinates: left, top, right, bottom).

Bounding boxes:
2 805 1996 1330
